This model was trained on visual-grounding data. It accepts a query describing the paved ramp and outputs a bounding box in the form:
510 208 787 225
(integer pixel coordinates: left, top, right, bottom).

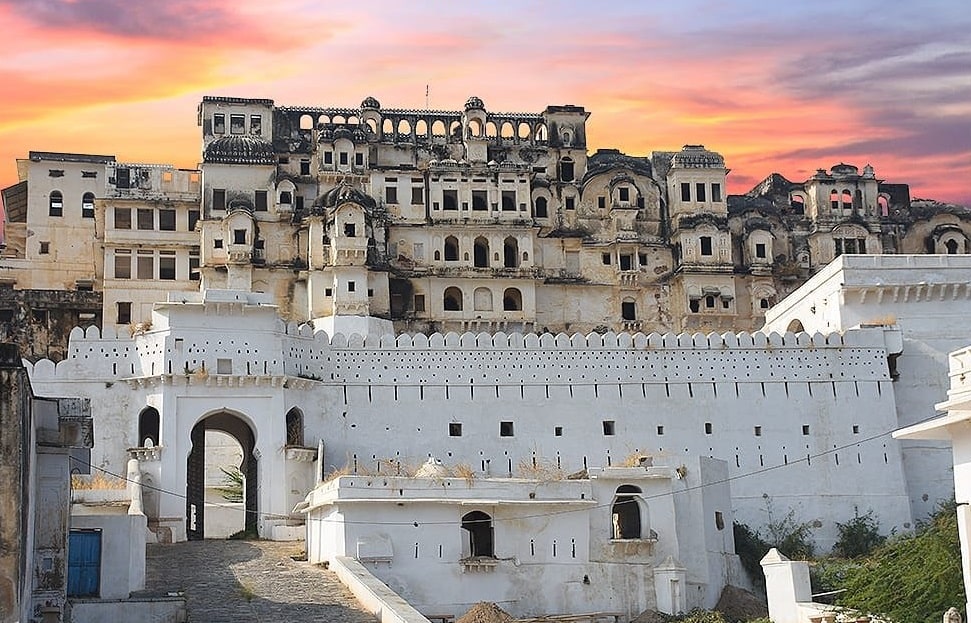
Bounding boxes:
143 540 377 623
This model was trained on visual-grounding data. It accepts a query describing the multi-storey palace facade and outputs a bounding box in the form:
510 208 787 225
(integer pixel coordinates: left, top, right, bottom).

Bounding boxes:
2 95 970 358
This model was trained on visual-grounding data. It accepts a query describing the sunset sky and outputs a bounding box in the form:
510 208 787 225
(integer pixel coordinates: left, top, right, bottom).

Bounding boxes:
1 0 969 204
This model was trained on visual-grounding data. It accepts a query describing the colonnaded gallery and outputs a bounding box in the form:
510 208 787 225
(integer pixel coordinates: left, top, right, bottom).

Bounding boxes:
2 95 970 619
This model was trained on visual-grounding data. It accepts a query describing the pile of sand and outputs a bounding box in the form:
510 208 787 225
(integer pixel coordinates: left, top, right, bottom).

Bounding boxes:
456 602 515 623
714 585 768 621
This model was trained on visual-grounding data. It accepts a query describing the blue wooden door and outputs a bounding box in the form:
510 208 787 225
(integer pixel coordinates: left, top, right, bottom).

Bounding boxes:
67 530 101 597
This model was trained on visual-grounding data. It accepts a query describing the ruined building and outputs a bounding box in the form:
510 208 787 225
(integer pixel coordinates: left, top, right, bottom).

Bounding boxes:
2 96 971 359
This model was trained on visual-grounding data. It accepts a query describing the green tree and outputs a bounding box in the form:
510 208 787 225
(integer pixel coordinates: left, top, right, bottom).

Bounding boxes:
837 501 964 623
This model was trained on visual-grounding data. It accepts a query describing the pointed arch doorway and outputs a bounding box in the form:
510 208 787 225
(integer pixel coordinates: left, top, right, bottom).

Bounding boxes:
186 412 258 540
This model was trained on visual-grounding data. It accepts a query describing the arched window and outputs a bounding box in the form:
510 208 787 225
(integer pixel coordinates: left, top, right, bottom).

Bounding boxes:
285 407 304 447
444 236 459 262
841 190 852 211
415 119 428 137
877 195 889 216
560 158 575 182
500 122 515 138
449 121 462 139
49 191 64 216
503 237 519 268
366 119 378 134
81 192 95 218
383 119 394 135
534 123 548 142
397 119 411 136
502 288 522 311
787 319 805 333
946 239 960 254
518 122 531 139
830 189 839 210
790 195 805 214
534 196 548 218
611 485 642 539
434 250 441 261
467 119 482 138
431 120 447 136
443 287 463 311
473 237 489 268
299 114 314 130
485 121 498 137
461 511 494 558
138 407 160 447
474 287 493 311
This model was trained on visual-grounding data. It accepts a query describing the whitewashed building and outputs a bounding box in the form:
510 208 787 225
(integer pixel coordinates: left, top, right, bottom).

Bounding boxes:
301 461 739 617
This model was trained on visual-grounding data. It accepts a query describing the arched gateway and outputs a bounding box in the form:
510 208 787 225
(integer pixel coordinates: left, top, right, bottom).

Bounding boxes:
186 411 258 540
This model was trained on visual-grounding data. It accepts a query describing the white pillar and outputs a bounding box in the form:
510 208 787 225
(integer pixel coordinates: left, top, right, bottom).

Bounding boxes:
761 548 811 623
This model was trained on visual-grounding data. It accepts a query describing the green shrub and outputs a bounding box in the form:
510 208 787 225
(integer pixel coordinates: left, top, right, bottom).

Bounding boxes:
833 510 885 558
837 501 964 623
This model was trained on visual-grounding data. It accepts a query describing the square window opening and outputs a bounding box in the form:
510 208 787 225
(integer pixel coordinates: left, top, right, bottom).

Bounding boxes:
499 421 514 437
554 426 563 437
602 420 615 436
449 422 463 437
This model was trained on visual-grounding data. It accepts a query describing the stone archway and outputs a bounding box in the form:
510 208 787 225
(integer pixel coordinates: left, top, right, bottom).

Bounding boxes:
186 412 258 540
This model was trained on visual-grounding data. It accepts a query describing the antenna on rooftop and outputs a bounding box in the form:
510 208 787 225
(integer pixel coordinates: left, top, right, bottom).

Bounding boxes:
426 85 429 109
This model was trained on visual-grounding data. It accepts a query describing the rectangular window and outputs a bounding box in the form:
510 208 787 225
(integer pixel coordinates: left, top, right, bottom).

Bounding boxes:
114 250 131 279
472 190 488 211
554 426 563 437
619 254 633 270
385 186 398 204
39 241 50 255
136 251 154 279
443 190 458 211
115 168 131 189
618 187 630 202
323 152 333 165
657 425 664 435
216 358 233 374
802 425 810 435
565 196 575 210
212 189 226 211
696 183 706 202
602 420 615 436
413 294 426 312
347 281 356 292
754 426 762 437
295 196 304 211
213 113 225 134
230 114 245 134
705 422 713 434
449 422 463 437
114 207 131 229
255 190 268 212
700 236 713 256
852 425 860 434
755 243 766 259
325 288 333 297
49 196 63 217
214 238 223 249
712 183 722 202
835 239 844 257
339 152 348 166
621 301 636 320
233 229 246 245
159 252 176 280
158 209 176 231
117 302 132 324
188 209 200 231
250 115 262 135
48 169 64 177
602 253 611 265
681 182 691 202
355 153 364 166
412 186 424 204
300 159 311 175
598 196 606 210
188 252 200 281
638 253 648 266
501 190 517 211
137 209 154 230
499 421 515 437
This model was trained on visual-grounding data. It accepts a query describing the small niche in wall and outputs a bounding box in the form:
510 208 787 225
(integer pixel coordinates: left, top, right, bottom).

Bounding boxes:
500 421 514 437
602 420 615 436
554 426 563 437
449 422 463 437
